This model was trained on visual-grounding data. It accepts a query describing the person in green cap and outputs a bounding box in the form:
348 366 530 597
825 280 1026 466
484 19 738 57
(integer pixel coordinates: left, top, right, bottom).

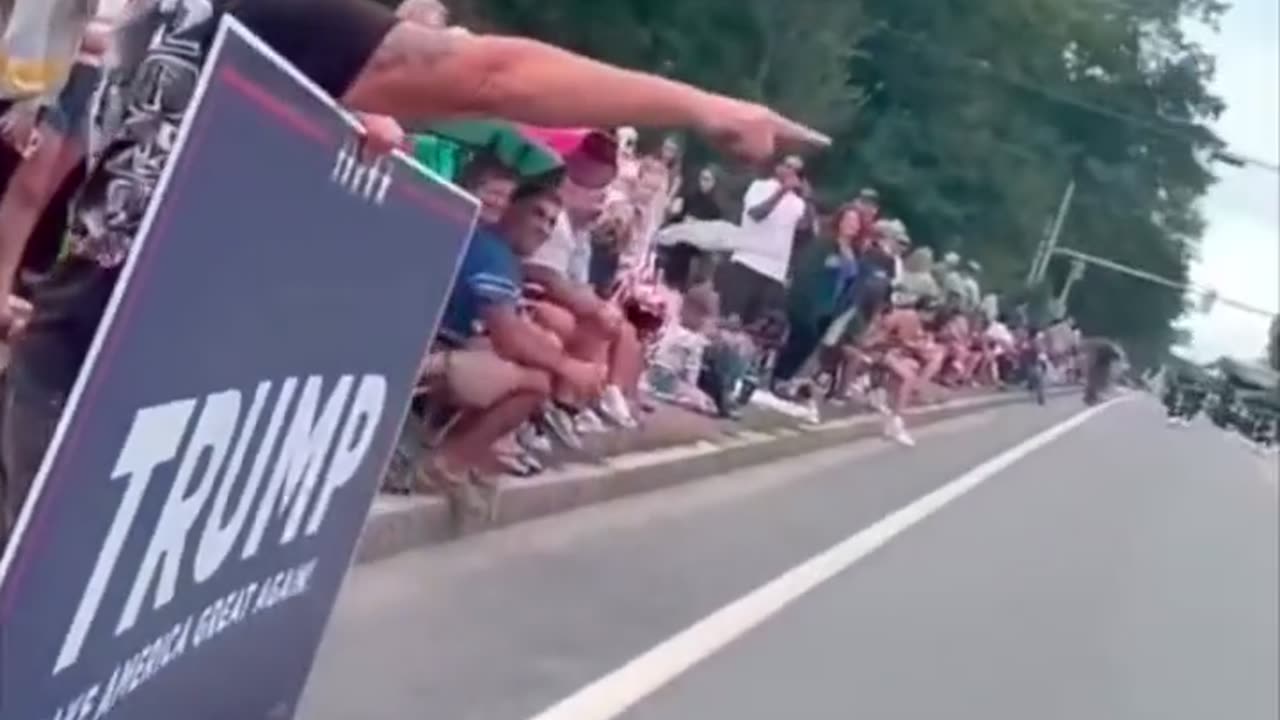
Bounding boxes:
410 132 464 180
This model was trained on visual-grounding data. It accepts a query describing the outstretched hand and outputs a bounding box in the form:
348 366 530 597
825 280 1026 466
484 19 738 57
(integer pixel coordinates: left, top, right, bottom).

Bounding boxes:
694 96 829 163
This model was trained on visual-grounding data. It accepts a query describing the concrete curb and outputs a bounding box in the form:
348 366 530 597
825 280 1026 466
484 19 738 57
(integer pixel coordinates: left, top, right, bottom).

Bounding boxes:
355 389 1072 565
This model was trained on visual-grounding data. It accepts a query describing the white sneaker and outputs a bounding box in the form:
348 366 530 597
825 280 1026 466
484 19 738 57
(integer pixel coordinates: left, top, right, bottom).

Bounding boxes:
517 423 553 455
884 415 916 447
750 391 815 421
867 387 890 415
575 408 609 434
541 405 584 451
598 385 639 429
803 399 822 426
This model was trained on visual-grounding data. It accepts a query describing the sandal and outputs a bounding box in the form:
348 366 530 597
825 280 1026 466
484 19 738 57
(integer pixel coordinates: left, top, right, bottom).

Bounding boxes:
416 456 494 522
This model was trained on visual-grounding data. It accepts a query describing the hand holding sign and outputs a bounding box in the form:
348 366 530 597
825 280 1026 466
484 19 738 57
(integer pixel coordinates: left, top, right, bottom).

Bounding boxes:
353 112 407 159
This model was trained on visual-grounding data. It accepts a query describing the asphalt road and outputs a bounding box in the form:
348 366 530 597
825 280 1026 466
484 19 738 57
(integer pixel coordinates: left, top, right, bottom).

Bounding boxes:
299 395 1278 720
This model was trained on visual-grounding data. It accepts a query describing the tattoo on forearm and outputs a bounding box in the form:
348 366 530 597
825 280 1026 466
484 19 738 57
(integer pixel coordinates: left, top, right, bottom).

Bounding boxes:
363 22 460 88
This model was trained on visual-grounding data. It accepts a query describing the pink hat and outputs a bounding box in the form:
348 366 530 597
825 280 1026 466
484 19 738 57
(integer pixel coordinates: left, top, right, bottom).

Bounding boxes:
520 126 618 166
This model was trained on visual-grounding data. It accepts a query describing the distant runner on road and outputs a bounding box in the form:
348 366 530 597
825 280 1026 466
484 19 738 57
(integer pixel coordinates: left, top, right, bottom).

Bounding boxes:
1081 337 1124 406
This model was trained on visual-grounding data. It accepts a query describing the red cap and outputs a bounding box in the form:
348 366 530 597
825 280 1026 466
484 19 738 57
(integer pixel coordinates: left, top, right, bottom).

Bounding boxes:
521 126 618 167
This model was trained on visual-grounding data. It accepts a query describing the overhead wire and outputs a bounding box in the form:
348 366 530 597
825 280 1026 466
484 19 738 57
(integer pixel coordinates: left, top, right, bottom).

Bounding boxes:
868 23 1279 173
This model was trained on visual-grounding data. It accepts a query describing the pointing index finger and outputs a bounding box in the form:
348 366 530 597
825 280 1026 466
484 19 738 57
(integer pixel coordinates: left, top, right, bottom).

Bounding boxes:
777 115 831 149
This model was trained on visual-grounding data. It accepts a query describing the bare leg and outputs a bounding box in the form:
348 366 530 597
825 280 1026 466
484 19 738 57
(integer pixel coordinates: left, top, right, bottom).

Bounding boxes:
879 353 919 446
607 320 643 396
882 355 919 416
951 346 977 384
439 365 550 468
836 346 868 399
439 390 546 468
916 345 946 387
976 351 999 386
560 315 641 426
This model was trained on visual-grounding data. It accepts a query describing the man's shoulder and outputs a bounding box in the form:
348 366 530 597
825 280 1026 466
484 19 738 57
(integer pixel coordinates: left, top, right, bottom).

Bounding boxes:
469 226 504 250
468 228 518 267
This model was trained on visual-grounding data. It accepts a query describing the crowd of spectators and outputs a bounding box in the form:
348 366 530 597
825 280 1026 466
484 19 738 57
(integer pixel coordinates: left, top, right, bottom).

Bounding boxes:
394 113 1087 515
0 0 1084 530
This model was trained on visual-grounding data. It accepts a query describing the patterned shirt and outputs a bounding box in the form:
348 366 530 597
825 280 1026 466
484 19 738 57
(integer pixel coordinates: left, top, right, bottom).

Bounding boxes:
69 0 222 267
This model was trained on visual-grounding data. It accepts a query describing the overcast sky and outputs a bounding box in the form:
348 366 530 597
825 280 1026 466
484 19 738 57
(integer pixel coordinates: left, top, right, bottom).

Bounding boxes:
1183 0 1279 362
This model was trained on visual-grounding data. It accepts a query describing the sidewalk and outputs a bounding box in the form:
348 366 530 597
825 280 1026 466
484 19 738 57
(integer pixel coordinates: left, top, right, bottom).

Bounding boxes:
1 337 1068 564
359 386 1072 564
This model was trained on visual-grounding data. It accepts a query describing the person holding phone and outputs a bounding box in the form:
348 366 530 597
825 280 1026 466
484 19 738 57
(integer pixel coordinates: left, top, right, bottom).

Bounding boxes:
717 155 811 326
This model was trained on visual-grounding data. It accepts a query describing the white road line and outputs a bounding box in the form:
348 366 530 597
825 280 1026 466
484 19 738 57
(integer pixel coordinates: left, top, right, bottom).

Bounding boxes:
523 398 1121 720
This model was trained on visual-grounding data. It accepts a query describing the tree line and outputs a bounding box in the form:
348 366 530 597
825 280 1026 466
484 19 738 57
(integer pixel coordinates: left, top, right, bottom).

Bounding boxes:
410 0 1229 368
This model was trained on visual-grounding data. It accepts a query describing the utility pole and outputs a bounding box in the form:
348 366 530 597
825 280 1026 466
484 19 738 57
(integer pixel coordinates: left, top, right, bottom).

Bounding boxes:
1027 179 1076 286
1026 219 1052 287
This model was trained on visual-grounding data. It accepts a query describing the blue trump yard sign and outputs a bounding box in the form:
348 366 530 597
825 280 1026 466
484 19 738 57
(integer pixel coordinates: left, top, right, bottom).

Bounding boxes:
0 18 476 720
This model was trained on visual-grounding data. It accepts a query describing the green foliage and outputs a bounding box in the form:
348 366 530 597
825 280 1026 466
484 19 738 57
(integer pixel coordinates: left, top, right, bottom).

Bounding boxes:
448 0 1225 356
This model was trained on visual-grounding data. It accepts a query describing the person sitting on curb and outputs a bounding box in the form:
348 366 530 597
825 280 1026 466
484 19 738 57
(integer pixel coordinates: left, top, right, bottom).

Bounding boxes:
891 297 949 400
854 295 964 448
642 283 721 415
971 314 1015 387
522 129 645 439
454 150 521 226
596 158 678 345
934 307 977 387
404 151 530 480
421 178 606 518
